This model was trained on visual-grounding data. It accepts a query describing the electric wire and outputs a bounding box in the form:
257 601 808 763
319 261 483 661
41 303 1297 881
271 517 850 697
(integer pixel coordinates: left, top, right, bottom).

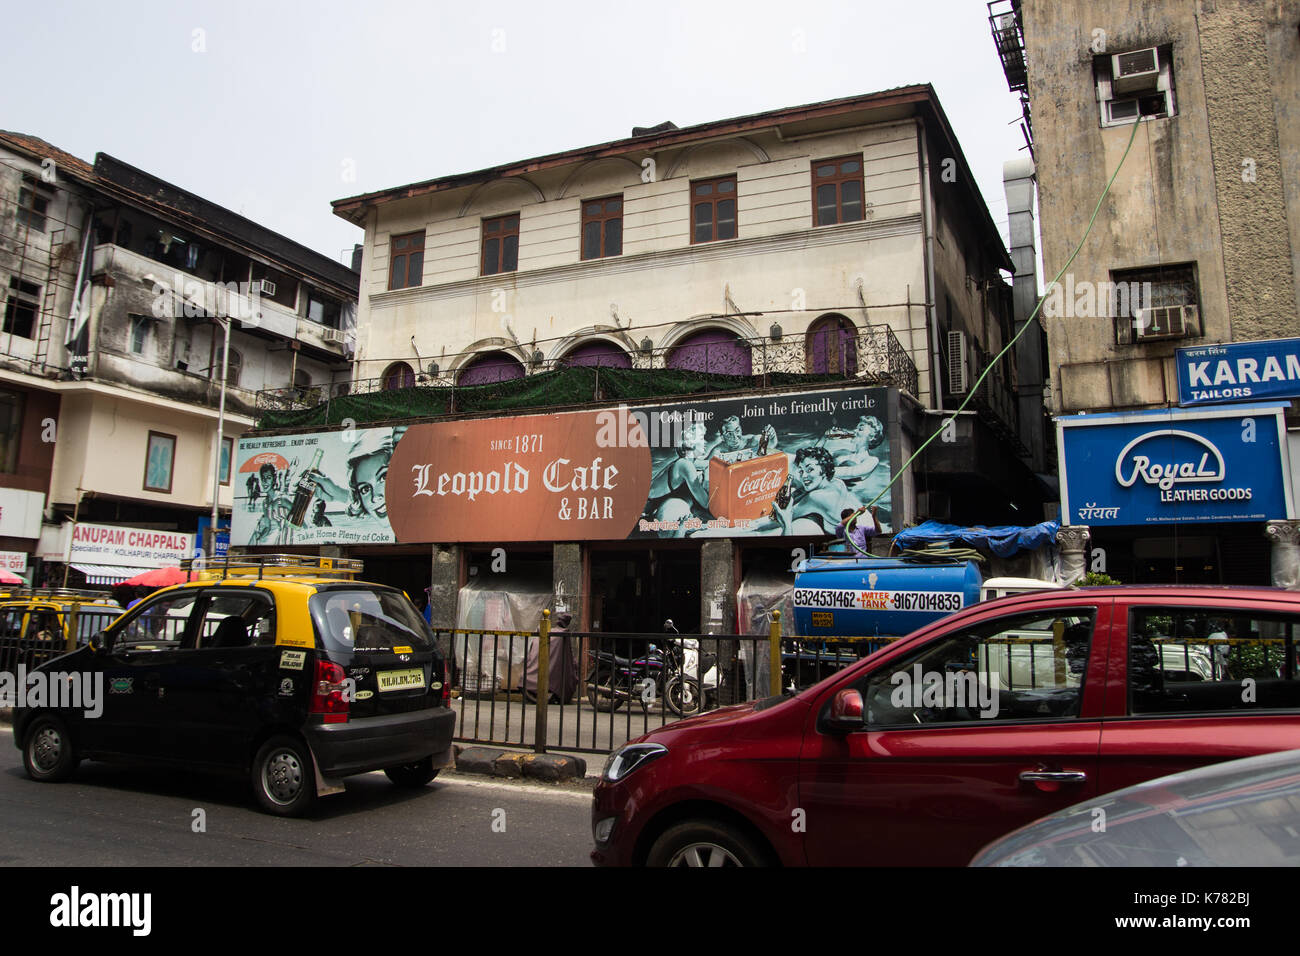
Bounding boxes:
844 114 1146 554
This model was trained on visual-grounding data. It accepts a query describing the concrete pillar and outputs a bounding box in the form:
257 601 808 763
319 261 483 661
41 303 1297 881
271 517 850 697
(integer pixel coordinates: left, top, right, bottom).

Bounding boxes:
700 539 736 634
1057 525 1091 584
427 544 461 629
552 542 583 625
1265 521 1300 590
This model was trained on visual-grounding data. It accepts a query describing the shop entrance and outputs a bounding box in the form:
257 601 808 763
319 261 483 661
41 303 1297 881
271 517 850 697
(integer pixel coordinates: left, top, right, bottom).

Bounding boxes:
591 547 700 634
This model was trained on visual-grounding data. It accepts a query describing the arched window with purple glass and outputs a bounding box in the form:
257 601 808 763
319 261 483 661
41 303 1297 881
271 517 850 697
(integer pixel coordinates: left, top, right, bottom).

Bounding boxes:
381 362 416 390
458 351 527 386
806 314 858 376
665 329 752 376
561 341 632 369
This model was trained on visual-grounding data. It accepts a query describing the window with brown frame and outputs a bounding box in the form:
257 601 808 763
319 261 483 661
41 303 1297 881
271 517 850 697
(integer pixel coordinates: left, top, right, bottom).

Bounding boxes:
581 196 623 260
811 155 865 226
144 431 177 494
17 174 54 232
481 214 520 276
388 232 425 290
691 176 737 243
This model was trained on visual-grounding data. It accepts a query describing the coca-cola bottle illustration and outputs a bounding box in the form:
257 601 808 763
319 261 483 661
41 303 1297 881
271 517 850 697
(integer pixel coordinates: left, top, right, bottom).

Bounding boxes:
288 449 324 527
757 429 769 457
773 476 794 511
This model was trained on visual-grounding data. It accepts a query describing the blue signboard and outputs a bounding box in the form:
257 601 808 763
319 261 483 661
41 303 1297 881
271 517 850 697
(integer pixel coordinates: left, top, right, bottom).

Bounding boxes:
1058 404 1294 526
195 516 230 560
1177 338 1300 406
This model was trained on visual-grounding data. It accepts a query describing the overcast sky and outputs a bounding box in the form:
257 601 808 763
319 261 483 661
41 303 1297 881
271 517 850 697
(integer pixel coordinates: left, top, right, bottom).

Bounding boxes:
4 0 1029 266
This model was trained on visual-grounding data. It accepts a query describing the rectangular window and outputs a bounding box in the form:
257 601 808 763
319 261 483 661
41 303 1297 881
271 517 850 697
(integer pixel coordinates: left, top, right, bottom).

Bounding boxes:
388 232 425 290
1096 45 1177 129
250 262 298 310
1112 263 1200 344
812 155 865 226
691 176 738 243
0 389 24 474
1129 608 1300 715
219 436 233 485
481 214 520 275
17 174 54 232
581 196 623 260
143 431 176 493
306 291 342 330
3 277 41 339
128 314 150 355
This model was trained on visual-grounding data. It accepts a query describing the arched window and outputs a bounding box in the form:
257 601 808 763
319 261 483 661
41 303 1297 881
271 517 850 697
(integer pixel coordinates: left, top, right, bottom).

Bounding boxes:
806 314 858 376
459 351 526 386
210 348 242 388
665 329 752 375
382 362 416 390
561 341 632 369
293 369 312 389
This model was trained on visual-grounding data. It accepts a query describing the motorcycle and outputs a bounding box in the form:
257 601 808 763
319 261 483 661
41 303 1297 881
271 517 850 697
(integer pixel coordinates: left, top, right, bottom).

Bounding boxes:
586 640 671 712
661 619 719 717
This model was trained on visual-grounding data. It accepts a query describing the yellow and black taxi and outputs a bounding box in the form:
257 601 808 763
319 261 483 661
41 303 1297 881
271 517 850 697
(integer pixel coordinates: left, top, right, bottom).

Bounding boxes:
13 555 455 816
0 588 124 670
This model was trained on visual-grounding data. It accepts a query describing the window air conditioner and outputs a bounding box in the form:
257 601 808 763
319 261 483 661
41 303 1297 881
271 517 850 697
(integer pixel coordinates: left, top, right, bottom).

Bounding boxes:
947 330 969 394
1132 304 1198 341
258 278 277 297
1112 48 1160 95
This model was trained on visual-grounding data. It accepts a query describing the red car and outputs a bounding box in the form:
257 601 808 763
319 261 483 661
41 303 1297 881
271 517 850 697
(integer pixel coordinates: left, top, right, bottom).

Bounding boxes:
591 586 1300 866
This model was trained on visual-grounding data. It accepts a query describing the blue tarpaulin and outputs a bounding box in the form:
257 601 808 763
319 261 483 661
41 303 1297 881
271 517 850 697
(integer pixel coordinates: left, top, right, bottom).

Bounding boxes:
891 520 1061 558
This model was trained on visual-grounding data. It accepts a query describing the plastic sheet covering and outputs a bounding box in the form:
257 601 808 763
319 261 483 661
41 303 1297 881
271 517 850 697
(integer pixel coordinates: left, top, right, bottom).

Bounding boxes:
1272 534 1300 590
891 520 1061 558
455 575 553 694
736 573 796 700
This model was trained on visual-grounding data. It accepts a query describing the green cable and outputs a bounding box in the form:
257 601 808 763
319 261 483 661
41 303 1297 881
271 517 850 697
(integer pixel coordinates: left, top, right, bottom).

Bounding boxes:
845 115 1145 555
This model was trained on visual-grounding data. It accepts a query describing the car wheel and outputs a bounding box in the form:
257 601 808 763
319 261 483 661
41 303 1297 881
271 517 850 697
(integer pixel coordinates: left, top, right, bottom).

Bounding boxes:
252 736 316 816
647 820 770 867
384 757 439 787
23 716 78 782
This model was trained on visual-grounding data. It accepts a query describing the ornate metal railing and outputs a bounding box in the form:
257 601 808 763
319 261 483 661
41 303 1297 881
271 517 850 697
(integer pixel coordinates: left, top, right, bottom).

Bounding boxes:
255 323 920 417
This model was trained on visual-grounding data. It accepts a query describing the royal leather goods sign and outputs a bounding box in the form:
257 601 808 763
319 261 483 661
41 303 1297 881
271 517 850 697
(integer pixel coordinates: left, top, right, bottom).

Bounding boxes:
387 407 653 543
1057 404 1294 526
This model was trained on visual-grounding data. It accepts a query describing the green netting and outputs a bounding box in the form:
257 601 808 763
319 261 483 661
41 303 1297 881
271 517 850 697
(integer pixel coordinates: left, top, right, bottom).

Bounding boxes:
255 366 857 431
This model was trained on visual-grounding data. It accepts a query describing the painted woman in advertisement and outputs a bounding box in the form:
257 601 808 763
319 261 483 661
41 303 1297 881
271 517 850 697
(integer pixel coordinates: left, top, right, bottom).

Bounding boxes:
642 423 711 537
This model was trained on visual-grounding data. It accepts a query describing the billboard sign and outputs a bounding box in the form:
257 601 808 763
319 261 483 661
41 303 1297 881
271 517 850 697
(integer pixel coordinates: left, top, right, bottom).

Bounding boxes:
1176 338 1300 407
232 385 893 545
1058 404 1293 526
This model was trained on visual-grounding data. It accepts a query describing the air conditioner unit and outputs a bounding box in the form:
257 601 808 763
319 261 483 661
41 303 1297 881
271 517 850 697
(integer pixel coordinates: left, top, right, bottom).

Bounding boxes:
1133 304 1198 341
1112 48 1160 95
258 278 277 297
319 326 345 345
947 330 969 394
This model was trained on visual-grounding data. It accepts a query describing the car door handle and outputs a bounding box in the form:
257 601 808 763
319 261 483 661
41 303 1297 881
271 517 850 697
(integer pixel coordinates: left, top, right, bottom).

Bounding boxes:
1019 770 1087 783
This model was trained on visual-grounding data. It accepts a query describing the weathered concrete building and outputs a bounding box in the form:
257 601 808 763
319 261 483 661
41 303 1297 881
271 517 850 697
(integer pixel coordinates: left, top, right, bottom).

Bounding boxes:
0 131 357 584
991 0 1300 585
236 87 1047 633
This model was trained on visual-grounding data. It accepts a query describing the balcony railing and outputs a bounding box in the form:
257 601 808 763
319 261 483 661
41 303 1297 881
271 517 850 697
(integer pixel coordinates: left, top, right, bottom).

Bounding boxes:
254 323 920 430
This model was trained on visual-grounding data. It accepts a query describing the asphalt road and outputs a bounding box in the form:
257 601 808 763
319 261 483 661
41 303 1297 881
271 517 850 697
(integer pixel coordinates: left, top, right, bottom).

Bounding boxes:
0 727 595 867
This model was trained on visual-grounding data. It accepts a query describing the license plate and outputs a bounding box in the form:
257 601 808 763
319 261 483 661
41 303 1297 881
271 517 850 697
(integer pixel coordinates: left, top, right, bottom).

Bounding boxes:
377 668 426 692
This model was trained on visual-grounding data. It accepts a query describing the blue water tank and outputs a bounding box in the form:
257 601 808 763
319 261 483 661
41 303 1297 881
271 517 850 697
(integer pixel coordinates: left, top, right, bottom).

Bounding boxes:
793 557 983 637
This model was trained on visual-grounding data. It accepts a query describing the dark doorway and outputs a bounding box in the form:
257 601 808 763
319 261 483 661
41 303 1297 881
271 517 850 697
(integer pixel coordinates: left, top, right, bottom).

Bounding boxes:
591 547 700 634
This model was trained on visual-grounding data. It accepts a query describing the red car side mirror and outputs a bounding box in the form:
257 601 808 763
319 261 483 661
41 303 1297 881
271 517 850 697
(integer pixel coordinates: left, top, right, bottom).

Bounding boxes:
825 688 865 733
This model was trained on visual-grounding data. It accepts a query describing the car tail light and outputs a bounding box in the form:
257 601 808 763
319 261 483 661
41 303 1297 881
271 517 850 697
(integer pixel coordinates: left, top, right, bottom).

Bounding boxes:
311 660 350 724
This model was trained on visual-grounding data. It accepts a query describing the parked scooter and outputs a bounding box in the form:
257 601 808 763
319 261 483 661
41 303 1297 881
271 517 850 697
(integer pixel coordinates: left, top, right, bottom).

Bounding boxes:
662 619 719 717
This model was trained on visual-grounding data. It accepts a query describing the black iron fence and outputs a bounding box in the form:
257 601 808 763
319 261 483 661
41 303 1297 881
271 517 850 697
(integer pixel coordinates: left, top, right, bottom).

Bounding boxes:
0 605 123 676
435 619 901 755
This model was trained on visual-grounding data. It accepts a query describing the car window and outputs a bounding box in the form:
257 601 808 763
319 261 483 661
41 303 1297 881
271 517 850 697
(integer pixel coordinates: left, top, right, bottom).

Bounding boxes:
195 592 276 649
862 609 1098 727
310 588 432 655
1129 608 1300 715
24 611 62 642
117 592 199 648
0 608 23 640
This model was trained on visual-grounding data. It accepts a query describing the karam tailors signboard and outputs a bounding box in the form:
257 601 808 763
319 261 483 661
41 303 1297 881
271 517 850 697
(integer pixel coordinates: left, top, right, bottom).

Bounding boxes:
1177 338 1300 406
232 385 894 545
1058 404 1294 526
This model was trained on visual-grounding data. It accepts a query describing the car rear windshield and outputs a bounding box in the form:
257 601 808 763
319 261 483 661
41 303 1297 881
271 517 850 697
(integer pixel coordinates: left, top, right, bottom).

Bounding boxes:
310 588 432 655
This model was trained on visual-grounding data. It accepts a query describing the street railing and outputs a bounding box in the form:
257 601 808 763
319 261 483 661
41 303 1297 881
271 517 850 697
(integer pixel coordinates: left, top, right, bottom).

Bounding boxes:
0 605 123 676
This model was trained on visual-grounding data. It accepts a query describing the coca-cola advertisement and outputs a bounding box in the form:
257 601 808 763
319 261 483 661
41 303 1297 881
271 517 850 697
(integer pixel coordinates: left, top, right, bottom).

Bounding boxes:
233 385 892 546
